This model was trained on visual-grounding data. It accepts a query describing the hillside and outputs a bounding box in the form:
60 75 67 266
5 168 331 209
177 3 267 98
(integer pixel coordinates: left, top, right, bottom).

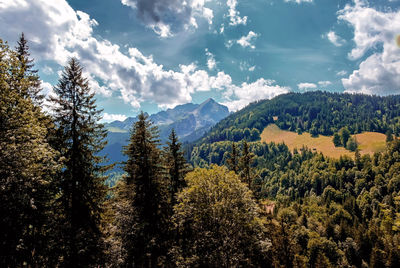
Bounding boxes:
196 91 400 145
187 91 400 166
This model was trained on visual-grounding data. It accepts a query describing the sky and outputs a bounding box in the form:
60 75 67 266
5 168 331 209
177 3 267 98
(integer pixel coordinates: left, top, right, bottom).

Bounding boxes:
0 0 399 122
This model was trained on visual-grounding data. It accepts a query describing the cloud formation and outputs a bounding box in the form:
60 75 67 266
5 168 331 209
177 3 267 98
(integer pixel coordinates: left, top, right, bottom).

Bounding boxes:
227 0 247 26
0 0 289 112
298 82 317 91
336 70 348 76
102 113 128 122
338 0 400 95
318 81 332 87
324 31 345 47
237 31 259 49
205 48 216 70
284 0 313 4
223 79 290 111
121 0 213 37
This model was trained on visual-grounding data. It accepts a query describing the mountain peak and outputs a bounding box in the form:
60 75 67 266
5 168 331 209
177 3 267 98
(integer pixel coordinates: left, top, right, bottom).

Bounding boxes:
202 98 216 105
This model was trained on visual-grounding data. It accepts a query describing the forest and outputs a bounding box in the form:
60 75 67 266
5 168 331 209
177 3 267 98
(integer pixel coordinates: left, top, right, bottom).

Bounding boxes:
198 91 400 144
2 34 400 267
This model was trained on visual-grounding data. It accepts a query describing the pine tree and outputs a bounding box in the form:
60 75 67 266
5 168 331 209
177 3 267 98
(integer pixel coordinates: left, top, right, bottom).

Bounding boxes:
227 141 239 174
50 58 109 267
0 39 59 266
117 112 166 266
239 140 255 188
164 129 189 204
15 33 43 103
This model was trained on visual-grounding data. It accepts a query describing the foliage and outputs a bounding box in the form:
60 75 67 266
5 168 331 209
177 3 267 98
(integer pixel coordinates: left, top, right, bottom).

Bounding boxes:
111 112 168 267
171 166 269 267
0 38 59 266
3 33 400 267
50 58 110 267
196 91 400 145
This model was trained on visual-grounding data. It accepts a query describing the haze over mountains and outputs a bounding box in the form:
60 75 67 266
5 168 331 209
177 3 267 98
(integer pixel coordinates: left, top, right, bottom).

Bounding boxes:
103 98 229 167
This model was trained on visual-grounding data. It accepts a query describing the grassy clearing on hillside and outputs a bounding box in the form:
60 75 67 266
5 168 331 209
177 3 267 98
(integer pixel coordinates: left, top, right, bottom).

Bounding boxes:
260 124 386 158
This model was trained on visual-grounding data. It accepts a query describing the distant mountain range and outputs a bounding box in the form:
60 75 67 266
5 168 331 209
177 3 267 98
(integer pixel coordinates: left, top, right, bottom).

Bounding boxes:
102 98 229 169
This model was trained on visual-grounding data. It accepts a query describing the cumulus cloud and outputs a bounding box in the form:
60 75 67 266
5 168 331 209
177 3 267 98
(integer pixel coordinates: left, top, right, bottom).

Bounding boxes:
324 31 345 47
223 79 290 111
0 0 289 112
205 48 216 70
237 31 259 49
284 0 313 4
338 0 400 95
121 0 213 37
102 113 128 122
227 0 247 26
0 0 210 108
298 82 317 91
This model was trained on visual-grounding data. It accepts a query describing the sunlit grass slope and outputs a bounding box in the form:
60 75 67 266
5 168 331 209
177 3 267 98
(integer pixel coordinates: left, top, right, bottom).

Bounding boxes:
260 124 386 158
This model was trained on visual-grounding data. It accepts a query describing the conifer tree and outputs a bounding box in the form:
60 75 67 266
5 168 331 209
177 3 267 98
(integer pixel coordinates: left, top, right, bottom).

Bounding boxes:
15 33 42 103
50 58 109 267
239 140 255 188
117 112 166 266
227 141 239 174
164 129 189 204
0 39 59 266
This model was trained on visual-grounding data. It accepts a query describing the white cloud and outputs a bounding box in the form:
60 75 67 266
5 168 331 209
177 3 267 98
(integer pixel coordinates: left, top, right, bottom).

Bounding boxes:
284 0 313 4
324 31 345 47
205 48 216 70
239 61 256 72
298 82 317 91
338 0 400 95
0 0 209 109
237 31 259 49
318 81 332 87
0 0 289 112
227 0 247 26
336 70 348 76
223 79 290 111
121 0 213 37
102 113 128 122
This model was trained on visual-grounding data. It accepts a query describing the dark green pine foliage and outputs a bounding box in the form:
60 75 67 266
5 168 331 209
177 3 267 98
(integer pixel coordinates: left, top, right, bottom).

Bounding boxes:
50 58 109 267
239 140 255 188
0 39 59 266
121 112 166 267
15 33 43 104
227 141 239 174
164 129 189 204
333 132 341 147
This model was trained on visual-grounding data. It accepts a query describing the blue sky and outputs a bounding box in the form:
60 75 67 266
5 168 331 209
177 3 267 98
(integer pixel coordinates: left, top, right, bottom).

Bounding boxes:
1 0 399 121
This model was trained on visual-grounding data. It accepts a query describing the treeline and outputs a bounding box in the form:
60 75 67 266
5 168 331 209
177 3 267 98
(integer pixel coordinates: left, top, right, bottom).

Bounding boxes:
199 91 400 144
0 35 269 266
189 137 400 266
3 34 400 267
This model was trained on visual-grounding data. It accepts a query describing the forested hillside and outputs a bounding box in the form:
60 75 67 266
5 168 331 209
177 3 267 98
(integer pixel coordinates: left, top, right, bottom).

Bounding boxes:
2 34 400 267
199 92 400 144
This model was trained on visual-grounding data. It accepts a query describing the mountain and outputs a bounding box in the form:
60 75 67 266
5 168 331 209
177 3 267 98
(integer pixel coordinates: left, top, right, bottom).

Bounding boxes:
103 98 229 169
